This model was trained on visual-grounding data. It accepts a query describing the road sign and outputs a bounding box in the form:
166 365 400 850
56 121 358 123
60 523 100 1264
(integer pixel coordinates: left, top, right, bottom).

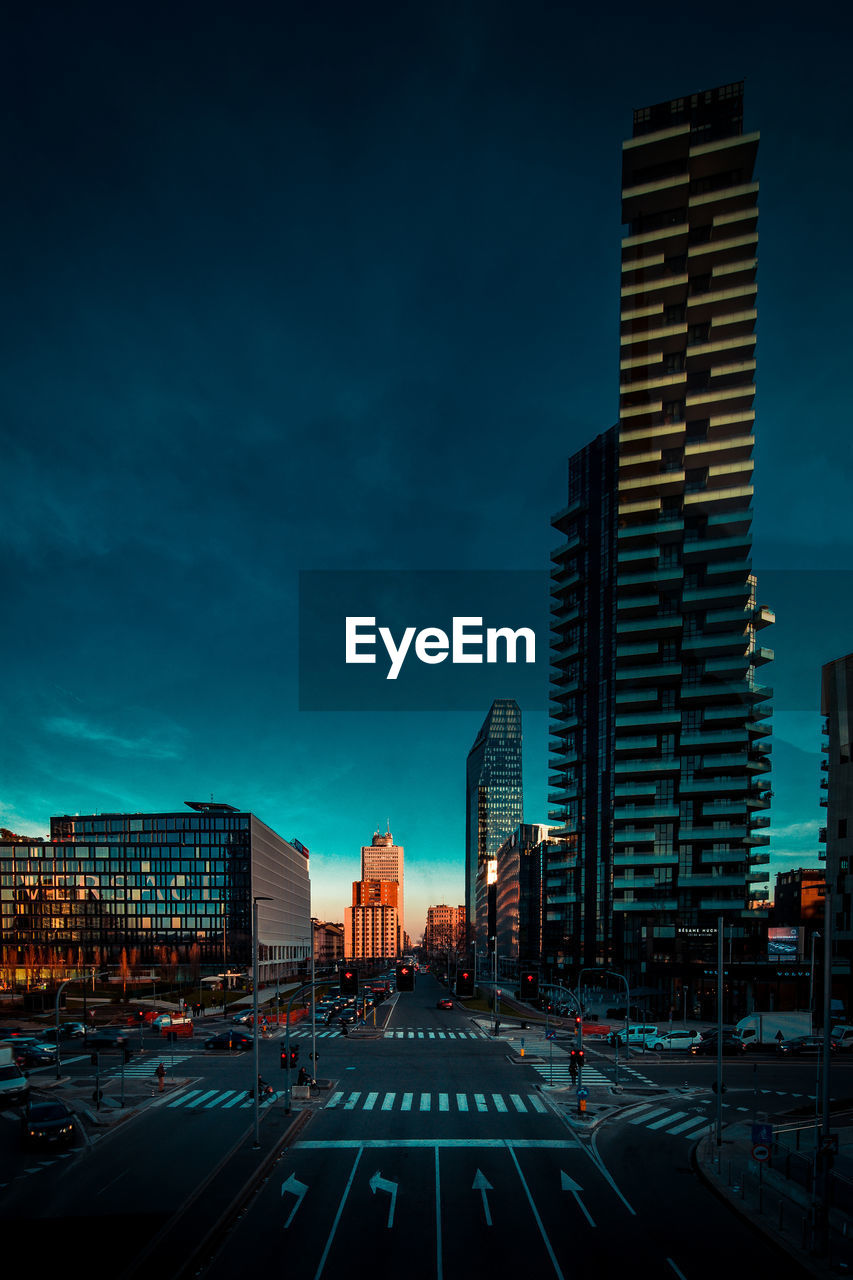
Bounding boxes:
546 1031 556 1040
577 1086 589 1100
752 1122 773 1145
752 1144 770 1162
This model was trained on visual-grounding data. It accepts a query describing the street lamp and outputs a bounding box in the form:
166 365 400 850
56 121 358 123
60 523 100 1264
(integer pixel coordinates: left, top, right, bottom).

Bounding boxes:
252 895 273 1149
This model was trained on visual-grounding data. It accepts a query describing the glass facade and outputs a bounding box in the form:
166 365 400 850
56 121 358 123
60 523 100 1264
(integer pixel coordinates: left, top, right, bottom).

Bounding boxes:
0 803 310 983
465 699 524 951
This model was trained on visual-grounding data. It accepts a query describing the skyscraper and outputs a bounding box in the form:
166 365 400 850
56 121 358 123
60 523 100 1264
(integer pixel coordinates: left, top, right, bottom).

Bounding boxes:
361 828 404 956
549 83 772 995
465 699 523 951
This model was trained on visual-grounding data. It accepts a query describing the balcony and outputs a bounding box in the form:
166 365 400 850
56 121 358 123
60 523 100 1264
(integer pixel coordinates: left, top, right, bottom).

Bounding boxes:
614 756 679 774
680 728 749 750
753 605 775 629
615 661 682 682
613 899 678 912
681 776 747 795
613 875 657 890
679 874 745 888
613 851 678 866
613 827 655 844
699 896 747 911
614 804 679 821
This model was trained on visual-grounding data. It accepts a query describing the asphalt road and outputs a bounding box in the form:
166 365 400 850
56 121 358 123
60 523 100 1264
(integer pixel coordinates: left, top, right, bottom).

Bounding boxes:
1 979 848 1276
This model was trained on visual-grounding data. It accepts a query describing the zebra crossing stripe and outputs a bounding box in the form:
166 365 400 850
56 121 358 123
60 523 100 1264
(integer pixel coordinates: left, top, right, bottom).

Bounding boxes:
510 1094 527 1113
628 1107 670 1126
647 1110 688 1130
185 1089 220 1109
344 1092 361 1110
167 1089 203 1108
529 1095 547 1114
381 1093 395 1111
420 1093 431 1111
363 1092 379 1111
222 1091 250 1109
418 1032 424 1039
457 1093 468 1111
439 1093 450 1112
475 1093 487 1112
492 1094 507 1113
401 1092 413 1111
205 1090 238 1108
328 1091 344 1108
666 1115 709 1136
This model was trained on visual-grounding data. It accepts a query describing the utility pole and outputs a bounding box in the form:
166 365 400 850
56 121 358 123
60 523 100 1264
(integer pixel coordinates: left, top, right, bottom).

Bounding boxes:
715 915 724 1147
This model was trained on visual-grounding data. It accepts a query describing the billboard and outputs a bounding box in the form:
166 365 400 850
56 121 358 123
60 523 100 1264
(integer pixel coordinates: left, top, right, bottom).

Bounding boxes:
767 926 801 960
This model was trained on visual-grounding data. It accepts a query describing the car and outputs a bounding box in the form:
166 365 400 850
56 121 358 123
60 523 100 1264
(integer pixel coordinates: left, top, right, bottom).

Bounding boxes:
644 1030 703 1052
436 998 454 1010
21 1100 76 1147
338 1009 360 1024
0 1062 29 1106
152 1013 192 1029
231 1010 255 1025
34 1022 87 1042
18 1042 59 1067
775 1034 838 1056
691 1031 747 1056
606 1024 658 1047
204 1031 253 1052
86 1028 130 1050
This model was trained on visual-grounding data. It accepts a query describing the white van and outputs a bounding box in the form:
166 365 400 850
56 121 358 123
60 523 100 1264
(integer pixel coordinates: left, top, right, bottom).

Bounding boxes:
606 1024 658 1047
0 1044 29 1106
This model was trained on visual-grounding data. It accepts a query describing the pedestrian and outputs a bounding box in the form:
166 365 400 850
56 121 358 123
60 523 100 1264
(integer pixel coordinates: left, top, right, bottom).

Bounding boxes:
156 1061 166 1093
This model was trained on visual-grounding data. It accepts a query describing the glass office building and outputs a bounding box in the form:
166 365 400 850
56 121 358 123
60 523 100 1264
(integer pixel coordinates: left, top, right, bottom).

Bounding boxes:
0 801 311 985
465 699 524 950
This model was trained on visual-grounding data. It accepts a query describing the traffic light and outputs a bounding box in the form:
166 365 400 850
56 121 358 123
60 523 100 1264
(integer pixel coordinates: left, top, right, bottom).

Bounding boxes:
574 1015 582 1028
90 1053 98 1067
456 969 474 998
281 1046 299 1068
340 967 359 995
570 1047 584 1068
396 964 414 991
520 970 539 1001
123 1047 133 1064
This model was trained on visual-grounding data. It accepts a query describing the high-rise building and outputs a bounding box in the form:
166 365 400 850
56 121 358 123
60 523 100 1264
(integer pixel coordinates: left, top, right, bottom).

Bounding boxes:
495 823 551 962
361 828 404 954
465 699 523 952
549 83 773 995
344 878 400 961
821 653 853 950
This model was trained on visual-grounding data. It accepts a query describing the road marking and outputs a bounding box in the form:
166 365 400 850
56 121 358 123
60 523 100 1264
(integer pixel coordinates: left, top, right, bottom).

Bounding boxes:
314 1147 363 1280
473 1169 493 1226
420 1093 431 1111
204 1090 237 1108
167 1089 203 1108
529 1095 547 1113
344 1092 361 1110
401 1093 413 1111
475 1093 487 1111
456 1093 468 1111
510 1094 527 1113
327 1091 344 1108
370 1170 398 1227
507 1144 566 1280
439 1093 450 1111
428 1032 435 1039
281 1171 309 1229
628 1106 670 1125
492 1094 507 1113
222 1090 250 1109
647 1110 688 1130
363 1092 379 1111
381 1093 395 1111
666 1116 709 1137
437 1032 446 1039
560 1170 596 1228
185 1089 220 1109
667 1259 688 1280
297 1139 580 1149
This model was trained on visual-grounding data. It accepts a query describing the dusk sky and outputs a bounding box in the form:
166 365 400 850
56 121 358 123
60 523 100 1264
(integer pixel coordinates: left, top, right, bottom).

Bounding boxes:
3 2 852 937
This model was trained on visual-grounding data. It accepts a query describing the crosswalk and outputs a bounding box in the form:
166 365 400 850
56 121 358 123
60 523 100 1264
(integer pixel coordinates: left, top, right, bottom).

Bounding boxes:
102 1054 195 1078
325 1089 550 1115
623 1100 714 1141
382 1028 488 1041
529 1060 657 1089
154 1087 285 1112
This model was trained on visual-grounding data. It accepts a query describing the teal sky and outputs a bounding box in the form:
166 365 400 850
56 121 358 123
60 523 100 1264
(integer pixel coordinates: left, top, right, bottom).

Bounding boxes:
2 2 851 938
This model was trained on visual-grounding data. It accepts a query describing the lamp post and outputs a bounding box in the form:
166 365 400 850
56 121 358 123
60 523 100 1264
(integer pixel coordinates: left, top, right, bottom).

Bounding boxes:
491 936 499 1034
252 895 273 1149
310 919 317 1086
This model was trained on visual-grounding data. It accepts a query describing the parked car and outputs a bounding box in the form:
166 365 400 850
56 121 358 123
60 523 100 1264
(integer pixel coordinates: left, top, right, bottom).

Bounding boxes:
691 1030 747 1057
0 1061 29 1106
644 1030 703 1052
776 1034 838 1057
606 1024 658 1047
204 1031 253 1052
18 1042 59 1067
21 1100 76 1147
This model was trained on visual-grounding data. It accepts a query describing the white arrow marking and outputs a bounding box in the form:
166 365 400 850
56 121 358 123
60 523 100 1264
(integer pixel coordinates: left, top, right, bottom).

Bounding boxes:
472 1168 493 1225
560 1170 596 1227
281 1172 309 1228
370 1170 398 1227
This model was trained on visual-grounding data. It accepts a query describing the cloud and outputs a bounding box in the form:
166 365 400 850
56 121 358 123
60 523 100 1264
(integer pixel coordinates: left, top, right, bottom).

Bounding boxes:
43 715 185 761
769 819 822 843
